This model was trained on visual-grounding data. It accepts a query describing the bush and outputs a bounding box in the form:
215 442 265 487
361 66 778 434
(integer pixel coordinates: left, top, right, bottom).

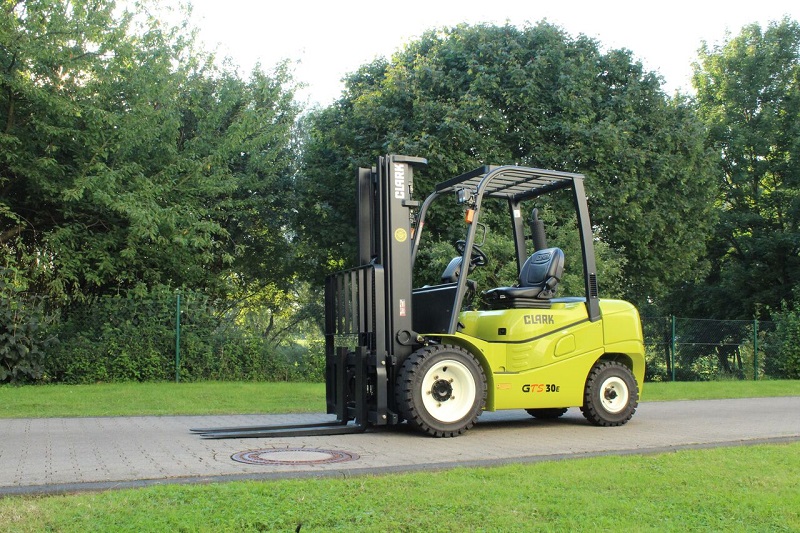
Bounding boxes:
766 302 800 379
0 270 57 383
46 289 175 383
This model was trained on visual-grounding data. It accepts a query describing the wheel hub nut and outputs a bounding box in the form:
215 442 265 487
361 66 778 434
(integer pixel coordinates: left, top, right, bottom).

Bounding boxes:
432 379 453 402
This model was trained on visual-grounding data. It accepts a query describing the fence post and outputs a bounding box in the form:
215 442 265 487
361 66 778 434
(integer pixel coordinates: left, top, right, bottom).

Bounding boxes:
175 289 181 383
671 315 677 382
753 318 758 381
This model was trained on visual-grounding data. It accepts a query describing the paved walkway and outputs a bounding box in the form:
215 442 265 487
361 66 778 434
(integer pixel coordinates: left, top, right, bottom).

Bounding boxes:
1 397 799 496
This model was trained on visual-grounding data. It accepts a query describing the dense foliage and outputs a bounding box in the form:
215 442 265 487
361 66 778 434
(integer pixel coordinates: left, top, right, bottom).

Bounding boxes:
767 300 800 379
298 23 718 305
686 18 800 319
42 288 324 384
0 0 315 382
0 268 56 381
1 1 798 382
0 0 299 302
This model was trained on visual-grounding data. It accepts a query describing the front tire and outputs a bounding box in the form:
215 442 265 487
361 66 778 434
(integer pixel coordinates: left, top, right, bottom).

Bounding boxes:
396 345 486 437
580 361 638 426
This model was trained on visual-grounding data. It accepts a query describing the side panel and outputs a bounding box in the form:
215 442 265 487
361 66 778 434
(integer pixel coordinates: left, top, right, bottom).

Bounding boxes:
491 349 604 409
441 332 603 411
436 299 644 411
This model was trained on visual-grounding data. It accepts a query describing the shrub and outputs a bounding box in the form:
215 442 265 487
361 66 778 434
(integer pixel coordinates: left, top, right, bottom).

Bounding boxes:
766 302 800 379
46 288 178 383
0 270 57 383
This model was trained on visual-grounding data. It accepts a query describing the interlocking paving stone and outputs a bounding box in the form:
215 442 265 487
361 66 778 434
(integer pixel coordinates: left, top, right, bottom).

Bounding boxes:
1 397 798 495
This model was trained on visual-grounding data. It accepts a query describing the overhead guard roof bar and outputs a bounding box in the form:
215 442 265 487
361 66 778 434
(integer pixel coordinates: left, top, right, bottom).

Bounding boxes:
412 165 587 269
435 165 584 201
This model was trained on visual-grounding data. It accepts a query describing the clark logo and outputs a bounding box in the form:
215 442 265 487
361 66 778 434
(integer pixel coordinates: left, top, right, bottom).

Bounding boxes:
394 163 405 199
524 314 554 325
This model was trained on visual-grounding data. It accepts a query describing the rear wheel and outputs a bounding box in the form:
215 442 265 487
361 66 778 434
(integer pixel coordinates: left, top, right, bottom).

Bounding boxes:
396 344 486 437
580 361 638 426
526 408 568 419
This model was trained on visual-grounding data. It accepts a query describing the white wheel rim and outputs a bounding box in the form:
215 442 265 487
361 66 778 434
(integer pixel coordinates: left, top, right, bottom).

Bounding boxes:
599 376 629 414
420 359 477 423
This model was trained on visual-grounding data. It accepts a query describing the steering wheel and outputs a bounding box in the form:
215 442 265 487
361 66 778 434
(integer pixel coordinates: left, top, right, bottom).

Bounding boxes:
455 240 488 268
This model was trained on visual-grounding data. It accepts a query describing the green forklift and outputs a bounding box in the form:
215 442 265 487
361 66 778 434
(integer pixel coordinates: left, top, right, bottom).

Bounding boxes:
194 155 644 438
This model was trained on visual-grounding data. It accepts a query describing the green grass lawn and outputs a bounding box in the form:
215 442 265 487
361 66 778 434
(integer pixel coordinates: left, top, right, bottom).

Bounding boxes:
0 381 326 418
0 379 798 419
642 379 800 401
0 442 797 531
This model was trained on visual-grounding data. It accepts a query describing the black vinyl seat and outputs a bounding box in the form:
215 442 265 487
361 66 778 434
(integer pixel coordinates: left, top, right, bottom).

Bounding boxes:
482 248 565 309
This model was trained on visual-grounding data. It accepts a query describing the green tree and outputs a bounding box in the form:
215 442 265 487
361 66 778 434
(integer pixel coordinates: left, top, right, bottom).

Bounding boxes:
690 18 800 319
297 22 717 305
0 0 300 303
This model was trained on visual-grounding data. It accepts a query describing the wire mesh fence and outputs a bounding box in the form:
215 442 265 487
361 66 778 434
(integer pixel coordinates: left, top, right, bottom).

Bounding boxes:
4 277 795 384
53 303 784 383
643 317 777 382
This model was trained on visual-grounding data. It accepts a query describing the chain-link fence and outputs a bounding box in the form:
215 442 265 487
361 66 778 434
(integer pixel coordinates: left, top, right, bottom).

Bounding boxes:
4 279 795 384
643 317 778 382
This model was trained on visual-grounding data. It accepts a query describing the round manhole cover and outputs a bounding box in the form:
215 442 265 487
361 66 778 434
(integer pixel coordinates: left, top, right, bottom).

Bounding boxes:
231 448 359 466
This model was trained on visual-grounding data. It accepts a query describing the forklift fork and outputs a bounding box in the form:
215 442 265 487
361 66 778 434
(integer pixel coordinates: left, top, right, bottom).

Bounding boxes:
189 420 365 439
190 346 371 438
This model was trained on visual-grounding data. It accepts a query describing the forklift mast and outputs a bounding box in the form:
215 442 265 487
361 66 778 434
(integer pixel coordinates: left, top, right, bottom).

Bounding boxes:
355 154 427 365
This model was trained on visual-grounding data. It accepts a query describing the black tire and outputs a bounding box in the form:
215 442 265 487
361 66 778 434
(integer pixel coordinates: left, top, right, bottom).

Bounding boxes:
396 344 487 437
525 408 568 419
580 361 639 427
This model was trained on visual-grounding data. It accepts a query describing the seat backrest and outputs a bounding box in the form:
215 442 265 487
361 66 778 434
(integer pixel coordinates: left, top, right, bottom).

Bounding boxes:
519 248 564 298
441 256 463 283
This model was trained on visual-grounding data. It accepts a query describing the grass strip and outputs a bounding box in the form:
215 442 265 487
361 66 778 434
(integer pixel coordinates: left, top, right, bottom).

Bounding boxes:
0 442 797 531
0 382 326 418
643 379 800 401
0 380 797 419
